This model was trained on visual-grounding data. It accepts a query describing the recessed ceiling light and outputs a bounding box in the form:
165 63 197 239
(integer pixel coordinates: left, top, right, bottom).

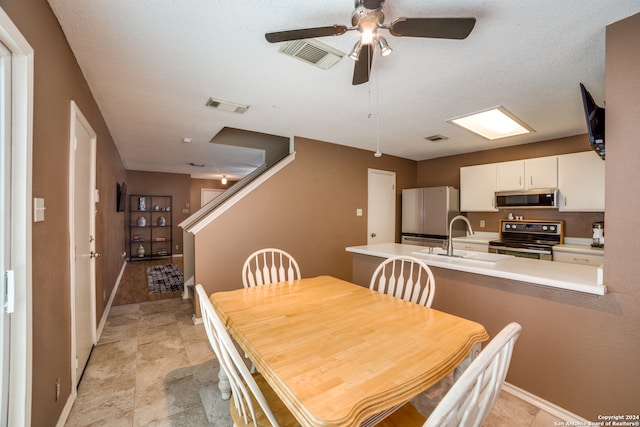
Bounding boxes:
447 106 534 140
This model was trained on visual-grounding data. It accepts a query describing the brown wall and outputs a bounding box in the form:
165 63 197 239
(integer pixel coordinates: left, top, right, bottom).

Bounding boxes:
2 0 127 425
601 10 640 418
417 134 605 237
194 137 417 293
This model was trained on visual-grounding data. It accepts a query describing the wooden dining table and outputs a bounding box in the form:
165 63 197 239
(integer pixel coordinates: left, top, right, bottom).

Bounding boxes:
210 275 489 427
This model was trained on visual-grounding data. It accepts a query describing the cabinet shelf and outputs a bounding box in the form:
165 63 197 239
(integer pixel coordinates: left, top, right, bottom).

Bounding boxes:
128 194 172 261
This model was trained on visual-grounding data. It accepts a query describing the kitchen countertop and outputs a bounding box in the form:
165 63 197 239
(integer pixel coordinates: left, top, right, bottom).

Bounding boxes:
346 243 606 296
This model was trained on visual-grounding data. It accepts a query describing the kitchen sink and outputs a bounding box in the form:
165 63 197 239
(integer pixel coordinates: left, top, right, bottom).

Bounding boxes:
412 248 513 264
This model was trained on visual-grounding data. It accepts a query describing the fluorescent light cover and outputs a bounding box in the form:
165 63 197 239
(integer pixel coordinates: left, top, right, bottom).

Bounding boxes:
448 107 533 140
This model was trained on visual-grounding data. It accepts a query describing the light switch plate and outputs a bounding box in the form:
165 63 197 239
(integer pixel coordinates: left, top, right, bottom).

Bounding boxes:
356 208 363 217
34 198 45 222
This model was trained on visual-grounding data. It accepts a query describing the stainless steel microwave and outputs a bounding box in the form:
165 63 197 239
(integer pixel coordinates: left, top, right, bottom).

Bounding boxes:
495 188 558 209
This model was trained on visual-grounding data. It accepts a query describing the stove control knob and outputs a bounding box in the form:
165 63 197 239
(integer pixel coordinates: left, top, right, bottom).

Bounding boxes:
550 226 556 231
542 226 548 231
505 224 511 229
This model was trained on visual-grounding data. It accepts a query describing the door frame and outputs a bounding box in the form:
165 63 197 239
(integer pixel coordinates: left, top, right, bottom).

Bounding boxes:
68 101 97 392
0 9 34 427
367 168 396 244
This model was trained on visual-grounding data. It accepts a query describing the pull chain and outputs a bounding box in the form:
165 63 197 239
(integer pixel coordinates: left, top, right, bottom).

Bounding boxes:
374 63 382 157
367 55 382 157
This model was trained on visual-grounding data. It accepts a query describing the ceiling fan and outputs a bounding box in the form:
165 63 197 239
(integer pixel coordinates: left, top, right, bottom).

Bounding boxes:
265 0 476 85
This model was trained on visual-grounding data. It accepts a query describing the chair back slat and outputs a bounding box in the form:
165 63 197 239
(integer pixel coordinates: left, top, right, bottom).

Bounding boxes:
278 253 286 282
369 256 436 308
242 248 301 288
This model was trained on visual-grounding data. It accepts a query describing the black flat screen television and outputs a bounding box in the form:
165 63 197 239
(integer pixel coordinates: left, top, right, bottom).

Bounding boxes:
117 182 127 212
579 83 605 160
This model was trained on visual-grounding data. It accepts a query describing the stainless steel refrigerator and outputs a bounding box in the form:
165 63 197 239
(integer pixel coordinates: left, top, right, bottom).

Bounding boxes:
401 186 463 247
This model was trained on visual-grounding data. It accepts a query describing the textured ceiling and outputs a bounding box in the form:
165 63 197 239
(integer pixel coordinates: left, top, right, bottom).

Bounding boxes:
47 0 639 180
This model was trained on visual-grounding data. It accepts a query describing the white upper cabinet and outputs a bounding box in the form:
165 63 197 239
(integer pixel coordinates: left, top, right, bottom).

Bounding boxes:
460 163 498 212
557 151 605 212
496 160 524 190
496 157 557 191
525 156 558 189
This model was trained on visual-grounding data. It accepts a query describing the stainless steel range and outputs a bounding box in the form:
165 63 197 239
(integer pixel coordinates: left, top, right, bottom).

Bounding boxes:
489 220 564 261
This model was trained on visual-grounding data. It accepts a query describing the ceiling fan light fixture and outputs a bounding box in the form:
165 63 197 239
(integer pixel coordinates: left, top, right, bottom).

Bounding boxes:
349 41 363 60
360 27 375 45
377 36 392 56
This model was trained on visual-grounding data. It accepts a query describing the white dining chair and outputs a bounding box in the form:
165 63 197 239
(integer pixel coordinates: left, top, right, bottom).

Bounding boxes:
242 248 301 288
195 284 299 427
376 322 522 427
369 255 436 307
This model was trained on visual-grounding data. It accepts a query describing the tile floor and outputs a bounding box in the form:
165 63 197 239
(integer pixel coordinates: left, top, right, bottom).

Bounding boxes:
65 260 564 426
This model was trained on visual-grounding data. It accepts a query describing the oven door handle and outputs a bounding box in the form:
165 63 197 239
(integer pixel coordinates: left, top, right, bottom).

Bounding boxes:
489 246 551 255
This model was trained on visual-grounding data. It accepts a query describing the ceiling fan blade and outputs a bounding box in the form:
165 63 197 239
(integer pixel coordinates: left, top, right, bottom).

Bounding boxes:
265 25 348 43
352 44 374 85
389 17 476 39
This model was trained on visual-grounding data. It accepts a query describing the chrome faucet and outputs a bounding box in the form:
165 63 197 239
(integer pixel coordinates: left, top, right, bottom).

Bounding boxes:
447 215 475 256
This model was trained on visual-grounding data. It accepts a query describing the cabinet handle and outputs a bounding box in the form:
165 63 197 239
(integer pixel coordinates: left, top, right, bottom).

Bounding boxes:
573 257 590 263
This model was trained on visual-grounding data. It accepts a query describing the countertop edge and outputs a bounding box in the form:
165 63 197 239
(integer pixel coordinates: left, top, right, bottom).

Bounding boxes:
346 244 606 296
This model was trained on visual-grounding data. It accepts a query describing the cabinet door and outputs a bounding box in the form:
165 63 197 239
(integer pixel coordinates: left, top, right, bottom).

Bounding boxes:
525 156 557 189
452 241 489 253
496 160 524 191
553 251 604 265
460 164 498 212
558 151 605 211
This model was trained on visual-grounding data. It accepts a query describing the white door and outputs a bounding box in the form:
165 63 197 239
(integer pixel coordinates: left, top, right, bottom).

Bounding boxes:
367 169 396 244
70 102 97 386
201 188 224 207
0 10 34 425
0 39 12 426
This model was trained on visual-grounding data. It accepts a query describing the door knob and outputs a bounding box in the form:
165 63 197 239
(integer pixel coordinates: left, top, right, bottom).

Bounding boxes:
90 251 100 259
371 233 377 238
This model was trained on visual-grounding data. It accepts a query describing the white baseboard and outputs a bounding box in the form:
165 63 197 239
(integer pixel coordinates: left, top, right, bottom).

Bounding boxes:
96 260 126 341
192 313 203 325
502 382 589 423
182 275 194 299
55 391 76 427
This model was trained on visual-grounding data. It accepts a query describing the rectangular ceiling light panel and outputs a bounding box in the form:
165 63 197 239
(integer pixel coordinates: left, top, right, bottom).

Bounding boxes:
448 106 534 140
279 39 344 70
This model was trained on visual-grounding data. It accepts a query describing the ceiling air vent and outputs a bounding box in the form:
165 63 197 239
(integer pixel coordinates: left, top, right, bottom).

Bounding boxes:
424 134 449 142
205 97 250 114
279 39 344 70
